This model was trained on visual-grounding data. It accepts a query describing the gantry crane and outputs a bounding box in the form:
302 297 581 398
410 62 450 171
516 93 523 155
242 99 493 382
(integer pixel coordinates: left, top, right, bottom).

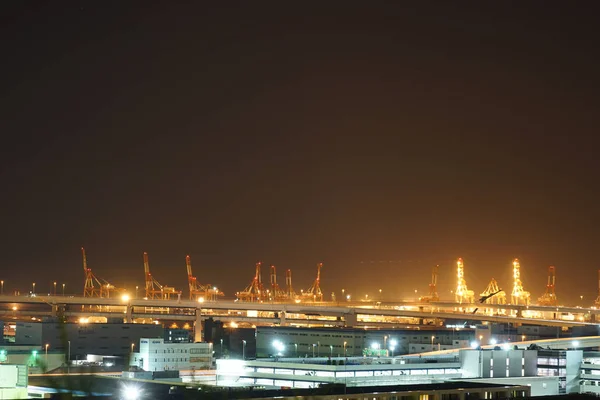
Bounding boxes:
82 247 125 298
301 263 324 302
455 258 474 304
419 265 439 302
186 255 224 301
480 278 506 304
269 265 287 301
82 247 101 297
143 252 181 300
538 266 558 306
285 269 297 300
510 258 530 305
236 262 264 302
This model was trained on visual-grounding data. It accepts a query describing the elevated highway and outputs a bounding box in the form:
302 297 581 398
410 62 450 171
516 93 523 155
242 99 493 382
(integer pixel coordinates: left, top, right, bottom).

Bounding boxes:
0 295 597 330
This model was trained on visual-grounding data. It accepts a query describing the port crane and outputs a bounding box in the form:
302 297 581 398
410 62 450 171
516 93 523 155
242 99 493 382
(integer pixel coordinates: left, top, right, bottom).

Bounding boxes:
143 252 181 300
510 258 530 305
285 269 297 300
301 263 324 302
236 262 264 302
537 266 558 306
268 265 288 302
419 265 440 302
455 258 474 304
480 278 506 304
82 247 125 298
186 255 223 301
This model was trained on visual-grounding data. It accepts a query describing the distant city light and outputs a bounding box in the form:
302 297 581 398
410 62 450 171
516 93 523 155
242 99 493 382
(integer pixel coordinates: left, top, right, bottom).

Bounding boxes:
470 341 478 349
198 297 205 303
489 338 497 345
121 294 130 302
370 342 380 350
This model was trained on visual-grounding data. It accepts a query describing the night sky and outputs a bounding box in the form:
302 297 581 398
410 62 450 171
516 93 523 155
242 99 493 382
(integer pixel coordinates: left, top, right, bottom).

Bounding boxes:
1 2 599 304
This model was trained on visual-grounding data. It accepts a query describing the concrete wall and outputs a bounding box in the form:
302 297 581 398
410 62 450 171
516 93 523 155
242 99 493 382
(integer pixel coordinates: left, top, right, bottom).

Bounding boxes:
15 322 163 359
460 376 559 397
256 326 473 358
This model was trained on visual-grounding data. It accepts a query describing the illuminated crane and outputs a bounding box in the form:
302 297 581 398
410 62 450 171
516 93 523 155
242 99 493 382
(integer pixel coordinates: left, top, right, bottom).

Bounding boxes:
269 265 287 301
81 247 125 298
82 247 101 297
538 266 558 306
236 262 264 302
510 258 530 305
419 265 439 302
480 278 506 304
186 255 224 301
285 269 297 300
143 252 181 300
301 263 324 302
455 258 474 304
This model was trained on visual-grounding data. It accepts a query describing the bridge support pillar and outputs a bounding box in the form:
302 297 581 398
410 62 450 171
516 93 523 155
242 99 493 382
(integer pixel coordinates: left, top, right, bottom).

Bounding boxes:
194 309 203 342
344 312 357 327
591 314 596 323
279 311 287 326
125 305 133 323
51 305 59 317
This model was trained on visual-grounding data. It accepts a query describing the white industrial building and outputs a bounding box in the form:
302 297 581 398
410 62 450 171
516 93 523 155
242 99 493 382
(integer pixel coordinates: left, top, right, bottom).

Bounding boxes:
216 346 593 397
130 338 213 371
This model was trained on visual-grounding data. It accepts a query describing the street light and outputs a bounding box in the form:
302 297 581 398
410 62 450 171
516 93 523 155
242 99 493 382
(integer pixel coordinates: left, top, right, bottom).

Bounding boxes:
131 343 135 352
62 283 65 296
431 335 435 349
67 341 71 373
312 344 316 358
272 340 284 356
220 339 224 358
384 335 388 350
294 343 298 357
32 282 35 294
329 345 333 358
135 286 139 299
242 340 247 360
53 282 57 296
317 341 320 357
45 344 49 362
1 280 4 295
343 341 347 357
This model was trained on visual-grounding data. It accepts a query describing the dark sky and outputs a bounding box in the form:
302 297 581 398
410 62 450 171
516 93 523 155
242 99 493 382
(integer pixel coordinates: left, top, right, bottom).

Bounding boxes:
1 2 599 304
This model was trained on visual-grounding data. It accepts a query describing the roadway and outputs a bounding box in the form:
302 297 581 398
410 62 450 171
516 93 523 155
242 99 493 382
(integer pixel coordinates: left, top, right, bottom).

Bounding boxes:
0 294 596 328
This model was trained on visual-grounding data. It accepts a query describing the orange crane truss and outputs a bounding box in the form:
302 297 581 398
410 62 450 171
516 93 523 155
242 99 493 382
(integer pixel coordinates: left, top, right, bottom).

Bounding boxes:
82 247 125 298
143 252 181 300
510 258 530 305
285 269 297 300
269 265 287 301
301 263 323 302
455 258 474 304
186 255 224 301
236 262 264 302
480 278 506 304
538 266 558 306
420 265 439 302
